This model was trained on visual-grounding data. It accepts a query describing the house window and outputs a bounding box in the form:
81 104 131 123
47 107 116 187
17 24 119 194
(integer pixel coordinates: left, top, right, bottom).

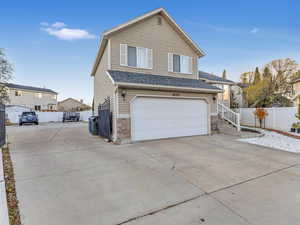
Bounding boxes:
168 53 193 74
120 44 153 69
15 90 22 96
128 46 137 67
35 105 41 111
173 54 180 73
35 93 42 98
48 104 55 110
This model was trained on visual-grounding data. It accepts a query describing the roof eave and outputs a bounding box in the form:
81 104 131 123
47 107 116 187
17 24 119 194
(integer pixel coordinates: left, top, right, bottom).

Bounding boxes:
91 36 108 76
6 86 57 94
115 82 222 93
206 80 235 85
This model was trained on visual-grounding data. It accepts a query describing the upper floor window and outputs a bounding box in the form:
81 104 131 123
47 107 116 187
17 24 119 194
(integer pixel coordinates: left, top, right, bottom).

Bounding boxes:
35 93 42 98
15 90 22 96
168 53 193 74
120 44 153 69
35 105 41 111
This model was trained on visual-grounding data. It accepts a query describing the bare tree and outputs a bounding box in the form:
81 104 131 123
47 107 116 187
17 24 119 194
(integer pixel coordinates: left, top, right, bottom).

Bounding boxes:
0 49 13 104
243 58 298 107
265 58 298 96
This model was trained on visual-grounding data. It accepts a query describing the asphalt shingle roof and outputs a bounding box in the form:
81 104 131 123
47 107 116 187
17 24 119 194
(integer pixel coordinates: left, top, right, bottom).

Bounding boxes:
198 71 234 84
1 83 57 94
108 70 221 91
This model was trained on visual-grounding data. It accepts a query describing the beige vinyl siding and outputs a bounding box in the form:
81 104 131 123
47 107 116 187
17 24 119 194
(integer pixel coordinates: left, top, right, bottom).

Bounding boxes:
117 89 217 115
109 15 198 79
7 88 57 110
93 44 115 115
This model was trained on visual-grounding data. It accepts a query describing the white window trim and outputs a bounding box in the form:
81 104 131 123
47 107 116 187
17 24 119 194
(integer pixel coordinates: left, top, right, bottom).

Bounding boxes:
120 44 153 70
168 53 193 75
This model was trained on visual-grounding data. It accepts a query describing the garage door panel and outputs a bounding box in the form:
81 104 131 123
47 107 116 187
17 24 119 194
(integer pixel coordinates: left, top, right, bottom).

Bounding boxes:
131 98 208 141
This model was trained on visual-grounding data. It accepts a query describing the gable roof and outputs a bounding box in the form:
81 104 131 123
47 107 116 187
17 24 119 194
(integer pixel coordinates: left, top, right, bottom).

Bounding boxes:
1 82 57 94
91 8 205 76
198 71 235 84
58 98 90 107
107 70 222 93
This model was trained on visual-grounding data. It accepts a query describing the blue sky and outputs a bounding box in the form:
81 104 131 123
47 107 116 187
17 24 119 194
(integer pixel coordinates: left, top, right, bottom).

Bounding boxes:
1 0 300 103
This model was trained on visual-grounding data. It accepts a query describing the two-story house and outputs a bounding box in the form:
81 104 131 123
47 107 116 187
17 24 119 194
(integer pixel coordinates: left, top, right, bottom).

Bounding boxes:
91 8 224 144
198 71 235 107
2 83 58 111
58 98 91 112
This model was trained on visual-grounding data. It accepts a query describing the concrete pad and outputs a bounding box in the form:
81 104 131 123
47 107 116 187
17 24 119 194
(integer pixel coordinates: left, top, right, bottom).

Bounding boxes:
125 195 251 225
134 136 292 193
7 123 300 225
212 168 300 225
16 161 202 225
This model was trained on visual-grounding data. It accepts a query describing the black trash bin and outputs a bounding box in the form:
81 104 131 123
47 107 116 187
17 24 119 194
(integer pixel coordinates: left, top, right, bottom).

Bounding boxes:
89 116 99 135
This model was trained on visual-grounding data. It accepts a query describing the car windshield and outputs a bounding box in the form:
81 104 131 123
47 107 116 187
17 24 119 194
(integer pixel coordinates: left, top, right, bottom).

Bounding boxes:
22 112 36 116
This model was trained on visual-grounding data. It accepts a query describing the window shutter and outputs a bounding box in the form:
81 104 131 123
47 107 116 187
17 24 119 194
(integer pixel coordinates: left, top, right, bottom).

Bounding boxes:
168 53 173 72
188 57 193 74
120 44 127 66
147 48 153 69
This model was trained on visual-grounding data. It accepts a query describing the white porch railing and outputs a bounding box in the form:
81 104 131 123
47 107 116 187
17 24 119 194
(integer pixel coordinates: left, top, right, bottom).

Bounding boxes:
217 102 241 132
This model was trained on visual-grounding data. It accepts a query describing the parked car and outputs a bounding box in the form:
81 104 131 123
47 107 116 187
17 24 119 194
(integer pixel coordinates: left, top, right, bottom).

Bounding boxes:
62 112 80 122
19 111 39 125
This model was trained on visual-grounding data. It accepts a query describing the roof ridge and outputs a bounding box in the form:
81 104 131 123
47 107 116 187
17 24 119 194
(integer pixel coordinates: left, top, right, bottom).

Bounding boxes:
2 82 57 94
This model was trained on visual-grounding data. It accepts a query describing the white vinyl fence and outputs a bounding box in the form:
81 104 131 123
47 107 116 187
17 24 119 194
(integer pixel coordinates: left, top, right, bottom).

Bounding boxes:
5 106 92 124
240 107 299 131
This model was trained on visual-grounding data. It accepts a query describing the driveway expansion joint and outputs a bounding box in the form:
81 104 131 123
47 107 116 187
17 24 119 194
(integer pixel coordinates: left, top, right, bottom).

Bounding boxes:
208 163 300 195
115 193 206 225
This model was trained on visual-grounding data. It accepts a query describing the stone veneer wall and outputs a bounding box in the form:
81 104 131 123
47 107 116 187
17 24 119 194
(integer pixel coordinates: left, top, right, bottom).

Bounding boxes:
115 115 217 144
211 115 219 132
115 118 131 144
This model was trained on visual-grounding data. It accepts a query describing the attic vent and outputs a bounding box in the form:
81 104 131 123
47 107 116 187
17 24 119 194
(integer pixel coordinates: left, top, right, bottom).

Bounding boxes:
157 16 162 25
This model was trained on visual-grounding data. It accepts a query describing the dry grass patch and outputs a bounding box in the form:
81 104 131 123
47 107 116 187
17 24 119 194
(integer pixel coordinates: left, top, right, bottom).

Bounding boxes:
2 147 22 225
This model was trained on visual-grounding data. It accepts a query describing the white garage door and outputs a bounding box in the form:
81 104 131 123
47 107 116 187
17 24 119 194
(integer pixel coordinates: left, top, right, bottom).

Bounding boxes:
131 97 208 141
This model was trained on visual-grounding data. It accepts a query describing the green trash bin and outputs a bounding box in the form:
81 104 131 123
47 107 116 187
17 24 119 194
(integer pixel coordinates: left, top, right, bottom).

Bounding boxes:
88 116 99 135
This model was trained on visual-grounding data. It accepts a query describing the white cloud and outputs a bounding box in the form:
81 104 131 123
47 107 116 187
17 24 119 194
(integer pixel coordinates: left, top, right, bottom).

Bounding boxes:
41 22 96 40
51 22 66 28
250 27 259 34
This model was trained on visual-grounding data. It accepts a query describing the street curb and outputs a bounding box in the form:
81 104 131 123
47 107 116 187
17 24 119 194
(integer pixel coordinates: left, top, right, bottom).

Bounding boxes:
0 147 9 225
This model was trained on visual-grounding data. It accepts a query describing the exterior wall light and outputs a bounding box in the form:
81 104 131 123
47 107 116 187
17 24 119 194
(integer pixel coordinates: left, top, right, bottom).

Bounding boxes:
121 89 127 101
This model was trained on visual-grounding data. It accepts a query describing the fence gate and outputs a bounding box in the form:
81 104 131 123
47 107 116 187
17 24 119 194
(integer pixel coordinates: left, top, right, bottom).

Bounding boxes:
98 98 112 140
0 104 5 147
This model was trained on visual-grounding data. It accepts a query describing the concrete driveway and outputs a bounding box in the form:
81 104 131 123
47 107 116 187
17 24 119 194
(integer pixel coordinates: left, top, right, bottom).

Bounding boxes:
7 122 300 225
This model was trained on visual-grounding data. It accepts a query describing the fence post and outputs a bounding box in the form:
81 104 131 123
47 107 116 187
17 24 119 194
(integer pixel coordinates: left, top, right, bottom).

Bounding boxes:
221 105 224 119
237 113 241 132
0 104 6 148
272 108 276 129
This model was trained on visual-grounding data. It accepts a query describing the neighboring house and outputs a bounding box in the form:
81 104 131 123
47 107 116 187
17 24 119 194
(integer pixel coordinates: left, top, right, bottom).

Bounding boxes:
198 71 235 107
1 83 57 111
292 78 300 106
58 98 91 112
91 8 223 144
230 83 249 108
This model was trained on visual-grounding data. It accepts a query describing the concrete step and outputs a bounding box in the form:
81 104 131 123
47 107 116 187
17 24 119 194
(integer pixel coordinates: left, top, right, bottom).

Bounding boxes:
214 119 261 138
